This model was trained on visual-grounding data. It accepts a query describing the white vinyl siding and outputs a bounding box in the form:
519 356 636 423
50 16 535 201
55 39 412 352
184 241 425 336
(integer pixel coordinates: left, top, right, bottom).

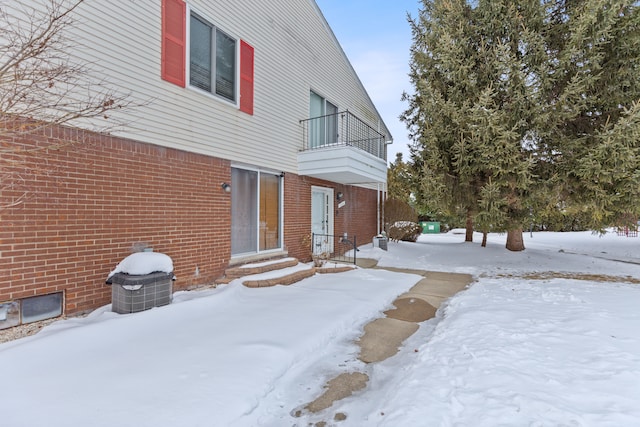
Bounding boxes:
61 0 391 174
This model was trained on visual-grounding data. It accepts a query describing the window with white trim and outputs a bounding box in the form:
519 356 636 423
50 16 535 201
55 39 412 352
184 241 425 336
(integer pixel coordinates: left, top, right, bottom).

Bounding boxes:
309 91 338 147
189 12 236 102
161 0 254 114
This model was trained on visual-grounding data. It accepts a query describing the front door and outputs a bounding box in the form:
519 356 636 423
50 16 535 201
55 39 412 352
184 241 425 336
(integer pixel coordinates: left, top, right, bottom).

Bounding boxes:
311 186 333 255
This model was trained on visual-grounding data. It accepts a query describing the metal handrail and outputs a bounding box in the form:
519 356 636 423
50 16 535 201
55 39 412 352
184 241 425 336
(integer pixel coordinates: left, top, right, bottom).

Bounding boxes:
300 111 387 161
311 233 357 265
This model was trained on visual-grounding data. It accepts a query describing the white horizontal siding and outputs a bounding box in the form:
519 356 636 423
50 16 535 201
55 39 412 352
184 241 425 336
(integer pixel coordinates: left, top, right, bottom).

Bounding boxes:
42 0 391 172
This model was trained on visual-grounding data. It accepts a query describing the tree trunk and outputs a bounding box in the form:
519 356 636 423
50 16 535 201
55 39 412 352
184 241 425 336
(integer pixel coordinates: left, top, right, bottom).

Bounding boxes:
465 209 473 242
506 228 525 251
481 231 487 247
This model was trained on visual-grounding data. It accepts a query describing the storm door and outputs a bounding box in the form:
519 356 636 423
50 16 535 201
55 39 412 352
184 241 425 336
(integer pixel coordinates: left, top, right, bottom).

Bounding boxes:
311 186 334 255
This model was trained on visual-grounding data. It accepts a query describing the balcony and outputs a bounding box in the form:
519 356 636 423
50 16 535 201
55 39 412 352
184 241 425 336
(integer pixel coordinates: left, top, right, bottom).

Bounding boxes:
298 111 388 185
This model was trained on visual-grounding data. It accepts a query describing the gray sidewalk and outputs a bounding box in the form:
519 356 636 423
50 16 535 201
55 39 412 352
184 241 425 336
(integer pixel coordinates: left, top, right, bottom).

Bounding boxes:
295 259 474 422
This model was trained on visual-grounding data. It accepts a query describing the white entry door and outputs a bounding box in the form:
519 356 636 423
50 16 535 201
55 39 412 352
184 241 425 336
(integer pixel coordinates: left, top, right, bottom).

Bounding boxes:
311 186 334 255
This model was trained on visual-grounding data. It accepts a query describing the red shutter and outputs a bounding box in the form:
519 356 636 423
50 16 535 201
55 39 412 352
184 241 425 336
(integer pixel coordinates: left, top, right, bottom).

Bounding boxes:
239 40 255 115
161 0 186 87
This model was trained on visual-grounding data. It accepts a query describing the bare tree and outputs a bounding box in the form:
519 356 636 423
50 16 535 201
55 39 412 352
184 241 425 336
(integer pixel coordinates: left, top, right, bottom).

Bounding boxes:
0 0 132 208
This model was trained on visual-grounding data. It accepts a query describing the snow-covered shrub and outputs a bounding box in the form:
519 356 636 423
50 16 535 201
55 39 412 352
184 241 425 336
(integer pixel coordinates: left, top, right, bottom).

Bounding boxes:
388 221 421 242
384 198 418 227
312 251 329 267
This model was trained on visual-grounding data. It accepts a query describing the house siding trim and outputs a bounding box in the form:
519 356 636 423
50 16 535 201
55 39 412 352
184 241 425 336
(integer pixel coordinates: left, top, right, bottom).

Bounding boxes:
62 0 390 173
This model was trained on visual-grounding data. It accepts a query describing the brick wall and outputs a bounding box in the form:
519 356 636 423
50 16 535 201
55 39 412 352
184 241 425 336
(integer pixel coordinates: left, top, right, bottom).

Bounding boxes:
1 123 383 316
333 184 382 248
282 173 313 261
1 124 232 314
283 175 381 261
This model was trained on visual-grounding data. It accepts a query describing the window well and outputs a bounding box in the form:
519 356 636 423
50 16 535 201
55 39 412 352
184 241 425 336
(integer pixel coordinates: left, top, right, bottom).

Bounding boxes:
21 292 63 324
0 302 20 330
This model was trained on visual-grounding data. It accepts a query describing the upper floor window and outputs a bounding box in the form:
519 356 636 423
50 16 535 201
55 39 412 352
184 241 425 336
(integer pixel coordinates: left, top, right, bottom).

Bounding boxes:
309 91 338 148
161 0 254 114
190 13 236 102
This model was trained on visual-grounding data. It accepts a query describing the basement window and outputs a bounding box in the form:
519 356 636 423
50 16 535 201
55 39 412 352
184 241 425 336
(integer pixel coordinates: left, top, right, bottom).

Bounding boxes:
21 292 63 324
0 301 20 330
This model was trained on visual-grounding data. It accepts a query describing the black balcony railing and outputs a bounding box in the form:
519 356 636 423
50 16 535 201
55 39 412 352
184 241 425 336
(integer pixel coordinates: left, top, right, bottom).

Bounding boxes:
300 111 387 161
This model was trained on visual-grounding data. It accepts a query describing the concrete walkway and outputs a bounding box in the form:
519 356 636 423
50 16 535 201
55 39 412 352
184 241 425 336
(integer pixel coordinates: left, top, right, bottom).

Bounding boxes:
295 258 474 424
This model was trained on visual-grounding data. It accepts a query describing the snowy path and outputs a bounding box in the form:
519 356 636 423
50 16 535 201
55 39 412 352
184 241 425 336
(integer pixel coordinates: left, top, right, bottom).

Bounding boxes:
1 231 639 426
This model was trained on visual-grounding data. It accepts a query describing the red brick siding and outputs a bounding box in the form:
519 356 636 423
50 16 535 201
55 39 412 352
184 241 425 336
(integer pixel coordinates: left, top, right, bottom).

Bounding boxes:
283 176 381 262
282 173 313 261
1 123 383 316
333 184 381 248
1 124 232 314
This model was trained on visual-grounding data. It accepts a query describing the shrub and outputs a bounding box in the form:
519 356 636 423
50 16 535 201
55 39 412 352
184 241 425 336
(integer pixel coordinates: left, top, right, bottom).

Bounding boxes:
384 198 420 242
385 198 417 230
388 221 422 242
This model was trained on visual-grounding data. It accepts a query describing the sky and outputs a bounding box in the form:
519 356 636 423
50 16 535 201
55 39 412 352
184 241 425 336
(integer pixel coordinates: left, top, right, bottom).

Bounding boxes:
1 230 639 426
314 0 422 163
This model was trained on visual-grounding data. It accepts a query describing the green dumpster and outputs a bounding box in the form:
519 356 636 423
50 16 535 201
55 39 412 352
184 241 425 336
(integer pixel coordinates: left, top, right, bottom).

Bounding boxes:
421 221 440 234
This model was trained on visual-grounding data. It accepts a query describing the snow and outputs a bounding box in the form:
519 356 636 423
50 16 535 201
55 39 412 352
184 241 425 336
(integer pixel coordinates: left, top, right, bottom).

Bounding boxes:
106 252 174 280
238 256 297 268
1 231 639 426
243 261 314 281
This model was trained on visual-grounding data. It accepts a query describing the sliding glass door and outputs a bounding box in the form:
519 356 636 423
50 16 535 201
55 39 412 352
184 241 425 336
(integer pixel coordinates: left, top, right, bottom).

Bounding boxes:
231 168 258 254
259 173 281 251
309 91 338 148
231 167 282 255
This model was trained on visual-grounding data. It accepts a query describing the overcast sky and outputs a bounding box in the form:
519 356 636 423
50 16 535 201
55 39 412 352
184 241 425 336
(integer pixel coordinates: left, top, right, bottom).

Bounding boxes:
315 0 422 163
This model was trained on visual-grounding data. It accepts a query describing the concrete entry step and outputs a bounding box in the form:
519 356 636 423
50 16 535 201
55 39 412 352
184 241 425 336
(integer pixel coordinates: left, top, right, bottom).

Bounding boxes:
243 265 316 288
218 257 299 283
218 258 358 287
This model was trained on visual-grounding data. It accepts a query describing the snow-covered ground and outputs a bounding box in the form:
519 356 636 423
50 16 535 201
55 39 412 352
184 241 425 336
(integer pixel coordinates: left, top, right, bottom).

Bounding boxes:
1 231 639 426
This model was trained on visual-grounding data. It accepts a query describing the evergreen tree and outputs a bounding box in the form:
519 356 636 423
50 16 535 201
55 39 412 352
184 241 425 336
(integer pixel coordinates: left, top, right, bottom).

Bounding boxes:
404 0 640 250
402 0 481 242
538 0 640 230
387 152 414 204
